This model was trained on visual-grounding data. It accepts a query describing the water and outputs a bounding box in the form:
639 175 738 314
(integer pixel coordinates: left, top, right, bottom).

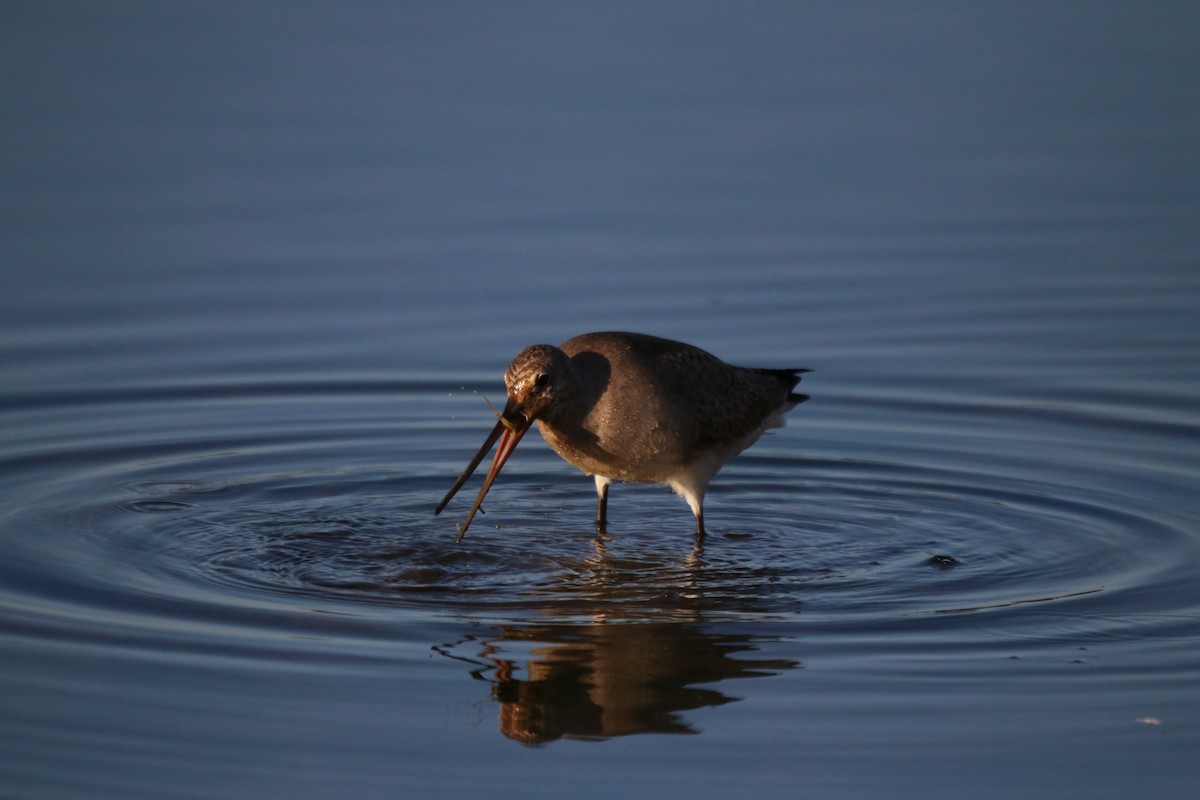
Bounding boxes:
3 3 1199 798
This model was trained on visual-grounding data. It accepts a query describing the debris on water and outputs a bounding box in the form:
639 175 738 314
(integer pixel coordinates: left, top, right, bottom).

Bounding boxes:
928 554 960 568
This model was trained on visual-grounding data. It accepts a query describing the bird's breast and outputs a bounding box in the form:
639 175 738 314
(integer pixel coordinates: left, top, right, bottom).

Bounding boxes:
535 417 680 484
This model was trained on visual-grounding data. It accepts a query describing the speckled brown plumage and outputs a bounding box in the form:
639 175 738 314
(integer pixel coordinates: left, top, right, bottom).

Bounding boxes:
437 331 809 541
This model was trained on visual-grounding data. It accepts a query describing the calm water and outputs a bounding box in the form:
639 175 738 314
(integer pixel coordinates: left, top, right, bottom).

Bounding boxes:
3 3 1199 798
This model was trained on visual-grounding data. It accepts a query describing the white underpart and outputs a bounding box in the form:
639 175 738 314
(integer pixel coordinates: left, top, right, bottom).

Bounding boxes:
763 404 792 431
666 477 707 521
665 450 726 521
669 414 786 519
587 406 793 524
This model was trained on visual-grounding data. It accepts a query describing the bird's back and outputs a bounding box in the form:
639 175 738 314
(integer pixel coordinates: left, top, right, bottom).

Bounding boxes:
556 332 806 473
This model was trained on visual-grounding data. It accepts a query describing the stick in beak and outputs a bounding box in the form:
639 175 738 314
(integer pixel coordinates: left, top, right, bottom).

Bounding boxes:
435 399 533 542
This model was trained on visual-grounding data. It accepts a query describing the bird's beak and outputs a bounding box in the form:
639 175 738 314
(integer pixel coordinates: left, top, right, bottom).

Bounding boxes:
435 397 534 542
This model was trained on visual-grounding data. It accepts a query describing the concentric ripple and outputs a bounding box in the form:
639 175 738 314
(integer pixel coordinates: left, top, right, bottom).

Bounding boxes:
2 381 1195 645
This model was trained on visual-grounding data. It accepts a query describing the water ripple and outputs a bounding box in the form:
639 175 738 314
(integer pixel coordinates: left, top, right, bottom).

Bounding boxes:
2 379 1195 650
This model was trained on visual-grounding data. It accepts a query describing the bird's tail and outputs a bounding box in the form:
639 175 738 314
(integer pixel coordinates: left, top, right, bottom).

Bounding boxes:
757 367 811 406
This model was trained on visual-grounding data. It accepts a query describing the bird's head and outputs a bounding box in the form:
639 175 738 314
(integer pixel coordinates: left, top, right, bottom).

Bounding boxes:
434 344 572 542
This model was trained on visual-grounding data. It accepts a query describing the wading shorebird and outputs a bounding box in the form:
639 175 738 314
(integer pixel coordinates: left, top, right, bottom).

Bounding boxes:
436 331 809 541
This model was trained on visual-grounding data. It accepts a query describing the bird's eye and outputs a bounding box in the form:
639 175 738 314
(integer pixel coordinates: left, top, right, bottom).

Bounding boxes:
533 373 550 390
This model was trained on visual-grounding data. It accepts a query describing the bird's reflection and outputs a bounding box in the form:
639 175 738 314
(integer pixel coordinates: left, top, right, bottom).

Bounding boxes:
439 621 798 746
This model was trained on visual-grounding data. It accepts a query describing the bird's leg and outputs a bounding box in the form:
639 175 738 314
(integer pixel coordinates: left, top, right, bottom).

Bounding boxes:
693 507 706 541
594 475 611 533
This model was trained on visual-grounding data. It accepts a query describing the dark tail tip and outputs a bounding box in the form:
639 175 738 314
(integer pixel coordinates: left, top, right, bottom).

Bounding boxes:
756 366 810 405
760 367 810 390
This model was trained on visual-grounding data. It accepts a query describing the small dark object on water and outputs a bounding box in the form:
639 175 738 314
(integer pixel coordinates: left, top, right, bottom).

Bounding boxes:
928 554 960 568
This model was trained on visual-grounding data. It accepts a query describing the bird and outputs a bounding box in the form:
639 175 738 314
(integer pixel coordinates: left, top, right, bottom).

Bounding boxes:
435 331 809 542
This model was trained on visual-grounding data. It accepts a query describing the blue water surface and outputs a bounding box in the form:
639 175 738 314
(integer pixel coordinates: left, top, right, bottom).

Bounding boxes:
2 3 1199 799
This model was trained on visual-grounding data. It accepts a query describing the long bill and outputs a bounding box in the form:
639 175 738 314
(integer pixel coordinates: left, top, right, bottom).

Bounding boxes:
435 401 534 542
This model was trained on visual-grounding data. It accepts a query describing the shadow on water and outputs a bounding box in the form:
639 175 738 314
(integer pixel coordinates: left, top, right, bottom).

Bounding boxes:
419 528 804 746
436 622 797 745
